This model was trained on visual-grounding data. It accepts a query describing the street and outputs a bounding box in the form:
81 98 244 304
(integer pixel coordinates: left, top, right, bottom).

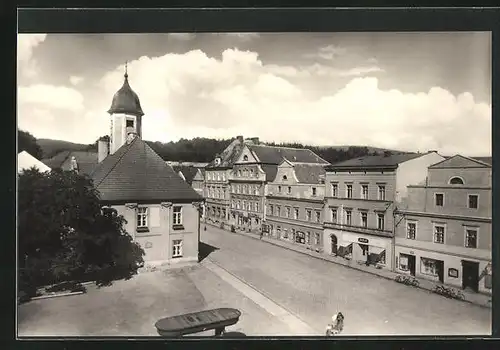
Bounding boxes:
202 225 492 336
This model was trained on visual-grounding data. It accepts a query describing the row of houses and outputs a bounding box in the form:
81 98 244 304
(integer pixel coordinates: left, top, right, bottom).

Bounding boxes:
188 136 491 296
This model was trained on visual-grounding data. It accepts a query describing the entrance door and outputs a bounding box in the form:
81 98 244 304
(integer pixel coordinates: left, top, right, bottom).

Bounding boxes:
408 255 416 276
462 260 479 292
436 260 445 283
331 235 338 255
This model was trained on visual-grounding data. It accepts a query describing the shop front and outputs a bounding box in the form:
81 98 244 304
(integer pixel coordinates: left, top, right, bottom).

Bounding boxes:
395 245 492 294
339 231 393 270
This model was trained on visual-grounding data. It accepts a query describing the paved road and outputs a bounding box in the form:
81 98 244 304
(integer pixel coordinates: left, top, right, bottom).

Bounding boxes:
202 225 492 336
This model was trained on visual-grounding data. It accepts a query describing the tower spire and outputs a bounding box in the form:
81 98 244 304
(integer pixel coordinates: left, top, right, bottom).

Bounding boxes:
124 61 128 79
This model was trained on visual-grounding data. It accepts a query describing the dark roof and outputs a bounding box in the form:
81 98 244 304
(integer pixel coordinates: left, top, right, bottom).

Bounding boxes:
107 73 144 117
328 153 423 169
42 151 99 175
260 164 278 182
90 137 202 203
172 165 199 185
472 157 492 165
248 145 329 165
429 155 491 169
293 164 326 184
206 138 245 169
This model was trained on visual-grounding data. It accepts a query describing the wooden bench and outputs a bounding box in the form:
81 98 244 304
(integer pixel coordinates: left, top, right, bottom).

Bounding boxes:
155 308 241 337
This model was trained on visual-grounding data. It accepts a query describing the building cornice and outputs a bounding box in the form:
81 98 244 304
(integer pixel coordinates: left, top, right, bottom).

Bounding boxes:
323 221 393 238
266 195 324 204
396 210 491 223
266 217 323 230
407 185 491 190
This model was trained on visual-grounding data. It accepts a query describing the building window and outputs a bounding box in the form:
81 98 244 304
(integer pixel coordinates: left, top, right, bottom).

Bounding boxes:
331 183 338 197
278 185 282 193
399 254 410 271
331 208 337 223
420 257 438 276
407 221 417 240
361 185 368 199
282 175 287 181
378 185 386 200
306 210 312 221
222 173 226 181
237 201 241 209
468 195 478 209
173 206 182 225
434 225 445 244
306 232 311 244
315 233 320 245
286 207 291 218
276 206 281 217
465 229 478 248
255 202 259 212
255 186 259 195
237 184 241 193
283 228 288 239
288 186 292 194
346 184 353 199
435 193 444 207
269 205 274 216
172 239 183 258
294 208 299 220
243 155 248 161
137 207 148 228
360 212 368 227
377 213 385 230
315 211 321 223
312 187 317 196
345 209 352 226
449 176 464 185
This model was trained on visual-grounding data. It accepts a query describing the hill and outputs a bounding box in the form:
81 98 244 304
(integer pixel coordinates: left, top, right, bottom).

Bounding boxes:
37 136 410 165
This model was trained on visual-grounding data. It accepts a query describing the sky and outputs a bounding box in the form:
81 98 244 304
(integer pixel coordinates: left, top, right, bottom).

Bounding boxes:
17 32 491 156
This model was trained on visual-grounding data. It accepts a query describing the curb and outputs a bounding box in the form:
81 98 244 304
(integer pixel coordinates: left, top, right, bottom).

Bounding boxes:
206 223 491 310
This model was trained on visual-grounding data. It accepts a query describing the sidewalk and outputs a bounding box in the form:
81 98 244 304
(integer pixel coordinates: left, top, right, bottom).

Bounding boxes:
206 222 491 309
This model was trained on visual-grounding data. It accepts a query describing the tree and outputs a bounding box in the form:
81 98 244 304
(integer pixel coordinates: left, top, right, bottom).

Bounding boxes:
18 130 43 160
18 168 145 296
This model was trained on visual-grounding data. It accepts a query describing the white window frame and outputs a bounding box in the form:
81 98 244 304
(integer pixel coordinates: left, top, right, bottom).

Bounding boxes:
173 206 182 225
346 184 353 199
464 227 479 249
377 213 385 230
433 223 446 244
137 207 148 228
276 206 281 217
331 208 337 223
345 209 352 226
331 183 338 197
448 176 465 185
172 239 183 258
315 211 321 223
360 212 368 228
378 185 386 200
420 257 439 277
286 207 291 218
255 202 259 212
406 220 417 240
294 208 299 220
467 194 479 209
434 192 445 207
269 204 274 216
361 184 369 200
306 209 312 221
399 253 410 271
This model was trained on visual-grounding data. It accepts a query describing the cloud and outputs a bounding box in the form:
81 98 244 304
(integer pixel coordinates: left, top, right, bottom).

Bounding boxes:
305 44 348 60
18 84 84 111
93 48 490 156
221 33 260 41
17 34 47 79
69 75 84 86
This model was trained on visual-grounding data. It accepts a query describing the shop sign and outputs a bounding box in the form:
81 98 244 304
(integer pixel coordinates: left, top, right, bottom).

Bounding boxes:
448 268 459 278
358 238 369 244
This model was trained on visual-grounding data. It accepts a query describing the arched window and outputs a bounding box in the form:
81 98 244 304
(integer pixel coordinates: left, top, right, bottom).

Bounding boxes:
243 155 248 161
449 177 465 185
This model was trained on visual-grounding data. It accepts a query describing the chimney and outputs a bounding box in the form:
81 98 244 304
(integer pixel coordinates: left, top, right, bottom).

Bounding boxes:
237 135 244 143
98 139 109 163
250 137 259 144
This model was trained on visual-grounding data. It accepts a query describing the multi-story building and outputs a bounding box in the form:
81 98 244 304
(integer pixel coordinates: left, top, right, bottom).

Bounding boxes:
229 142 329 234
204 136 255 228
265 158 328 252
394 155 492 295
323 151 445 270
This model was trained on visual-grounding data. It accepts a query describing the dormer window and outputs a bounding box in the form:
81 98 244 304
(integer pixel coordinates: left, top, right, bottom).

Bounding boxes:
243 155 248 161
449 177 464 185
282 175 287 181
126 119 134 128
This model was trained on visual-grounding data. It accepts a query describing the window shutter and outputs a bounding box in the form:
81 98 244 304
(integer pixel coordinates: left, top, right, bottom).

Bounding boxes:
149 207 160 227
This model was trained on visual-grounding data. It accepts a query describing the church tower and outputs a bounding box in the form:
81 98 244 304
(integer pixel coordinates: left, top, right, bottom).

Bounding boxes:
106 62 145 155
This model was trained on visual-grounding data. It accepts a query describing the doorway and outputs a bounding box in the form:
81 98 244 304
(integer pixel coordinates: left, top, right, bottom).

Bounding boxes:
436 260 445 283
462 260 479 292
331 235 338 256
407 255 416 276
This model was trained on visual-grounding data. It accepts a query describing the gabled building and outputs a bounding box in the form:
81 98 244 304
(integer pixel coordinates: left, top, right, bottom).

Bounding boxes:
90 66 203 266
18 150 51 173
395 155 492 295
265 158 327 252
204 136 253 227
323 151 445 271
229 142 329 234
